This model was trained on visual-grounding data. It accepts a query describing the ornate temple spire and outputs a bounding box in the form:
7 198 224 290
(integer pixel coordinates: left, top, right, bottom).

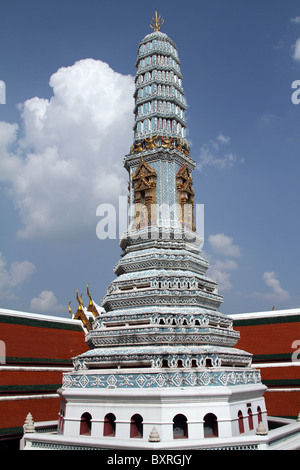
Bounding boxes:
36 14 270 452
124 14 196 238
132 14 187 145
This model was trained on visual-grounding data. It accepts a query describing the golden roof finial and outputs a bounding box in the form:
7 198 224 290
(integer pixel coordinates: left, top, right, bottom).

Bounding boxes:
76 288 80 303
150 11 164 32
76 288 83 310
86 282 100 318
87 282 93 306
68 301 73 318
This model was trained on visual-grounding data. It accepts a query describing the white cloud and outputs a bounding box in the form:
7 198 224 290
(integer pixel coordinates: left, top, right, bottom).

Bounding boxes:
0 80 6 104
293 38 300 62
0 252 36 299
210 270 232 292
208 259 238 292
290 16 300 24
204 234 241 292
253 271 290 303
29 290 65 314
197 133 244 172
208 233 241 257
213 259 238 271
217 133 230 144
263 271 290 301
0 58 135 241
260 113 280 124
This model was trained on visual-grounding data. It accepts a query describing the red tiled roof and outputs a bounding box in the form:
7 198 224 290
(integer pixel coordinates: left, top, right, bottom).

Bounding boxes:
234 322 298 358
0 310 88 436
0 397 60 432
0 317 86 364
0 370 65 390
260 366 300 382
264 391 300 418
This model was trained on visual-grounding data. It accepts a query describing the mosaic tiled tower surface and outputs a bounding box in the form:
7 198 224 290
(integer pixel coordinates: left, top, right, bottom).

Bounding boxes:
57 15 268 447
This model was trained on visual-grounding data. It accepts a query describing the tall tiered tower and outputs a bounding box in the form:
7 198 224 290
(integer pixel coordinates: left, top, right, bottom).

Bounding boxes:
38 14 269 449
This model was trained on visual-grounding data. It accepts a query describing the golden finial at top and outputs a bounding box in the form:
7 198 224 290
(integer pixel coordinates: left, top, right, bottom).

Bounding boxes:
150 11 164 32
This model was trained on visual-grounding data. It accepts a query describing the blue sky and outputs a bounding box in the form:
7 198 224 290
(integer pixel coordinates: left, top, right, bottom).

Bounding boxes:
1 0 300 317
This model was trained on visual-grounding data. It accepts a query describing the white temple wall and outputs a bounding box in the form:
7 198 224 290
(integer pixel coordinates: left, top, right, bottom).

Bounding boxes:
59 385 267 442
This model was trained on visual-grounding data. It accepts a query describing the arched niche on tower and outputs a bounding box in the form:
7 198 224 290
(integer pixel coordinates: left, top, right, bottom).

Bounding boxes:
132 158 157 228
176 163 195 231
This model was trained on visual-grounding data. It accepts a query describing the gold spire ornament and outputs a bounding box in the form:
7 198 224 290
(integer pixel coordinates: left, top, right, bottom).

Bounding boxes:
68 301 73 318
72 288 93 331
150 11 164 32
87 282 100 318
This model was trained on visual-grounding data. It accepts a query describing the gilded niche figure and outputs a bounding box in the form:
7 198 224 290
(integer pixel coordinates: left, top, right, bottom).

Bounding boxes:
175 138 183 152
131 139 145 153
145 135 158 150
162 136 173 148
132 159 157 229
174 138 190 156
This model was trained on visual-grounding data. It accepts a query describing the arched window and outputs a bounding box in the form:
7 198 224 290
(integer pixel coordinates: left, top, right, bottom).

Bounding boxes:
248 408 254 430
103 413 116 437
130 414 143 438
205 358 212 368
203 413 218 438
257 406 262 423
173 414 188 439
80 412 92 435
238 410 244 434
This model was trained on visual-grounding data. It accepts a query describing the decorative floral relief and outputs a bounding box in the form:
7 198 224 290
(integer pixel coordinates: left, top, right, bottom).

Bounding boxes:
62 370 261 390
